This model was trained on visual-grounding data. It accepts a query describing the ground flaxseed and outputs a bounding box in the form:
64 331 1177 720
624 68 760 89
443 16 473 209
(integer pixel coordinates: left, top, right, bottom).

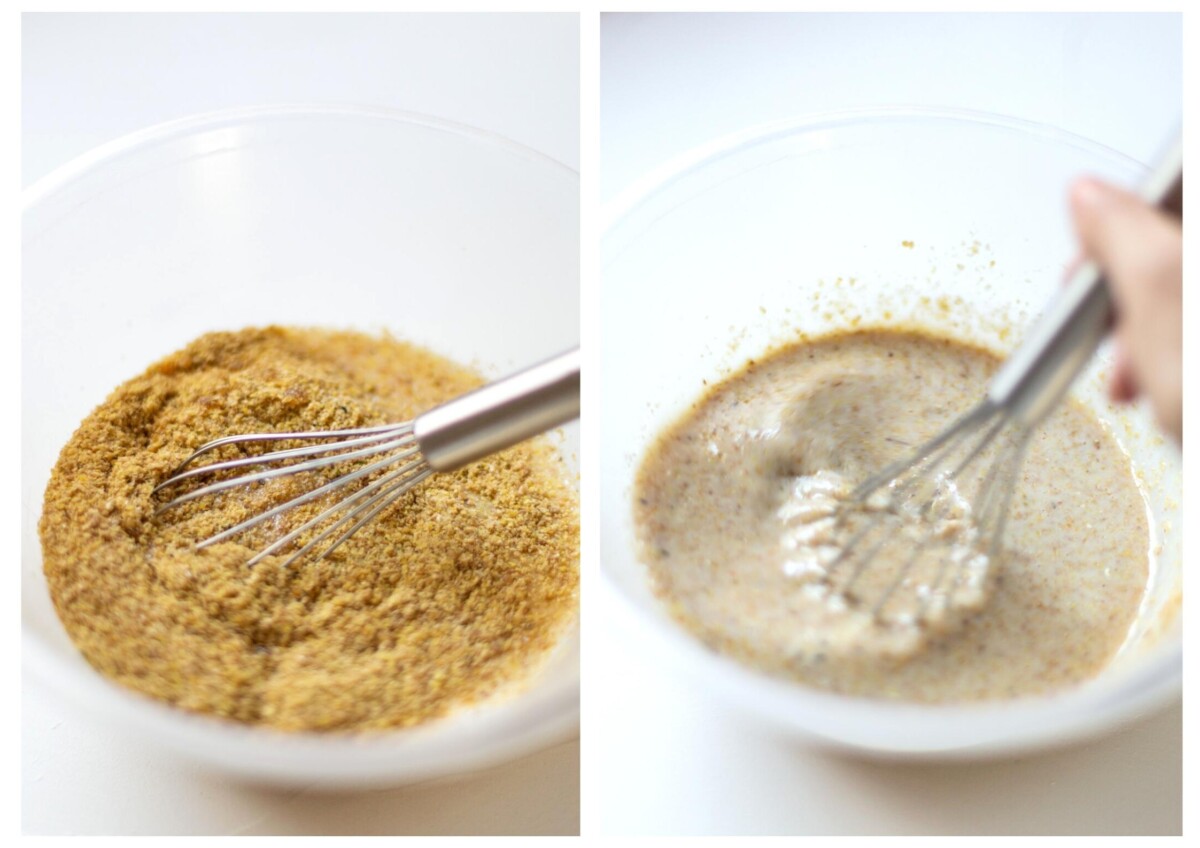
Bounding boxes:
40 327 579 731
634 329 1150 702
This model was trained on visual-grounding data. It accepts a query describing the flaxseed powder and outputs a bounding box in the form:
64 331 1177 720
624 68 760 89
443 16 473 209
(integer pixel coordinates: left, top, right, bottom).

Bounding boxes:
40 327 579 731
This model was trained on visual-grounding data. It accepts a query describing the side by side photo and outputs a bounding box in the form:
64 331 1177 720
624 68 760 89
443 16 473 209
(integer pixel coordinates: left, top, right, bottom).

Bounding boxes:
20 9 1183 838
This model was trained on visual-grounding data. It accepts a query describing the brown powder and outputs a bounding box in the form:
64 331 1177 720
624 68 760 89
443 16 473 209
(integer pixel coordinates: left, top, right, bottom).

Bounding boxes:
39 327 579 731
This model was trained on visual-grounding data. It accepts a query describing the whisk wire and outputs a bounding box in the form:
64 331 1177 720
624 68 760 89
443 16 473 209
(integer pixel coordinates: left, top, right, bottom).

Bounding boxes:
945 411 1009 484
243 457 430 566
978 430 1032 551
303 467 435 567
153 425 414 495
871 539 930 619
192 444 422 548
155 432 417 514
150 346 581 568
835 523 892 594
163 422 412 476
816 400 1030 630
851 402 996 503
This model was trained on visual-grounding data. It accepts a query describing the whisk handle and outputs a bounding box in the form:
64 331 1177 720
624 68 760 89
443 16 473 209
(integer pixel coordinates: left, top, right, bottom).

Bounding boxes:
987 137 1182 427
413 347 581 472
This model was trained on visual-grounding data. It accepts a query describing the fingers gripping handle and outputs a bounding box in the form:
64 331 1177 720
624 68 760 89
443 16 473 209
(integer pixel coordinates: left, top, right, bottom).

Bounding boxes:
987 137 1182 427
414 348 581 472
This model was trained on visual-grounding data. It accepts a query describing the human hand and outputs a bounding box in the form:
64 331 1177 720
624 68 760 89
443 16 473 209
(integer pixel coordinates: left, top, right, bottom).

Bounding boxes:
1070 177 1182 444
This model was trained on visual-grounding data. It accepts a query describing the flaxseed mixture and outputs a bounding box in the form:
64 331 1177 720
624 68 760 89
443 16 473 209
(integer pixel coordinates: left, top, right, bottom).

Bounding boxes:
634 329 1150 702
40 327 579 731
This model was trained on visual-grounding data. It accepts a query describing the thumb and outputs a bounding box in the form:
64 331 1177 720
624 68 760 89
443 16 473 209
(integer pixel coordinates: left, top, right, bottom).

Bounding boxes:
1069 178 1177 305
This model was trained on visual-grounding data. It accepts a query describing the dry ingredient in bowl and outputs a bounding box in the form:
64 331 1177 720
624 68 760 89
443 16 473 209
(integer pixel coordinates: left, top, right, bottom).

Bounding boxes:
634 329 1149 702
40 327 579 731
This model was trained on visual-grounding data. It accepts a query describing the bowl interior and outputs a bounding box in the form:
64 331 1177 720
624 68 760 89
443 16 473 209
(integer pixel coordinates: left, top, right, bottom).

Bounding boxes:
601 110 1181 755
22 107 579 784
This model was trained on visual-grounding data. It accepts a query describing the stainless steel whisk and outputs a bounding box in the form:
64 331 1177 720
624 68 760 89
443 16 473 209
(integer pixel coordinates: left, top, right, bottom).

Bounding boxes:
154 347 579 567
809 139 1182 631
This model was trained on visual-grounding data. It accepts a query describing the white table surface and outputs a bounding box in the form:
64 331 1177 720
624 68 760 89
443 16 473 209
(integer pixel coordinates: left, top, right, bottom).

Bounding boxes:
22 12 579 836
598 11 1181 836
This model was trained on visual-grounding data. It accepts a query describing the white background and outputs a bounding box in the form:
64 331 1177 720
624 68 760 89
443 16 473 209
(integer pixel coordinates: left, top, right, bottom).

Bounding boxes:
22 13 579 187
602 12 1181 203
22 12 579 836
599 11 1182 836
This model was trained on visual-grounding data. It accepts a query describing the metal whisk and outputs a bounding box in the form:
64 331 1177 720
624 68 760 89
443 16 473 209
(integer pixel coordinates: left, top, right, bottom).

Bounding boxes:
154 347 579 567
804 139 1182 634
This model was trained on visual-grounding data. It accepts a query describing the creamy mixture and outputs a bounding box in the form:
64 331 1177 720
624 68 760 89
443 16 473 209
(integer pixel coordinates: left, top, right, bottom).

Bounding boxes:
634 330 1149 702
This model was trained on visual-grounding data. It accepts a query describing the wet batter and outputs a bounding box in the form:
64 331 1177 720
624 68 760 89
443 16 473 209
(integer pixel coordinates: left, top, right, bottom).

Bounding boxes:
634 329 1149 702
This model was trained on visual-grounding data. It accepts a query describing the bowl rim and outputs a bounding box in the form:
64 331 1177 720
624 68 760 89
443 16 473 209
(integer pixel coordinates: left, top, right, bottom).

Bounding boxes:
22 103 581 783
600 105 1181 757
23 101 577 211
601 104 1150 231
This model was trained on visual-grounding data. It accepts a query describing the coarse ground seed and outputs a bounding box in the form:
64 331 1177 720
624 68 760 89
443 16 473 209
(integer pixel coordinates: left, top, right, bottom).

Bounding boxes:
40 327 579 731
634 329 1150 702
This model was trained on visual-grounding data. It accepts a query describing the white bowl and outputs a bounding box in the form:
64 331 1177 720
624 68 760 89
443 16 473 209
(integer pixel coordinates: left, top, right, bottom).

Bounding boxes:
23 105 579 787
601 107 1181 758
